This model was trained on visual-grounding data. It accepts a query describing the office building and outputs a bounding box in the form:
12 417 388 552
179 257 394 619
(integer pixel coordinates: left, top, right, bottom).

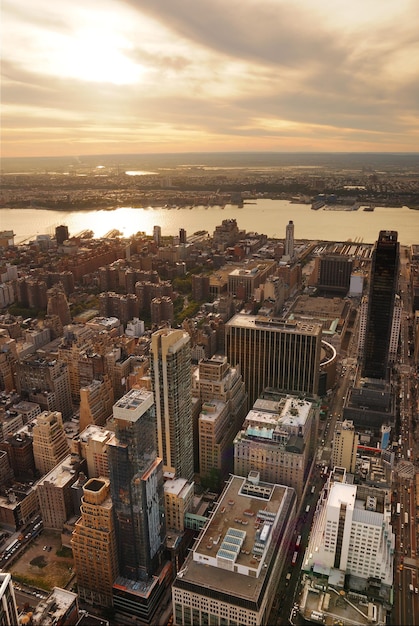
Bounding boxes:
234 394 317 498
17 356 72 420
55 224 69 245
79 376 114 432
164 477 194 533
72 477 118 606
344 379 394 432
0 483 39 530
213 218 243 248
226 314 322 407
331 420 359 473
227 261 276 301
31 588 79 626
71 424 113 478
192 355 247 477
362 231 399 380
153 225 162 246
0 432 35 481
47 283 72 326
284 219 294 259
179 228 187 244
316 255 353 294
0 450 13 488
172 473 296 626
32 410 69 476
150 329 194 481
303 468 394 587
107 388 166 579
359 293 401 367
37 454 85 530
198 400 237 490
0 573 19 626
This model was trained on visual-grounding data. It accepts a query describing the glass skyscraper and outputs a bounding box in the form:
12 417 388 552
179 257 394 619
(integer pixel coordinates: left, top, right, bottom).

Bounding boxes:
362 230 399 380
108 388 165 580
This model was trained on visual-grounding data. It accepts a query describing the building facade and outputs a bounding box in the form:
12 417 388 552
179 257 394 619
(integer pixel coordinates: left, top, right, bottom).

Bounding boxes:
284 220 295 259
32 411 69 476
72 477 118 606
150 329 194 482
17 356 72 420
303 468 394 587
172 474 296 626
234 394 317 498
362 230 399 380
331 420 359 473
79 376 114 432
0 573 19 626
107 388 166 580
71 424 113 479
226 314 322 407
37 455 84 530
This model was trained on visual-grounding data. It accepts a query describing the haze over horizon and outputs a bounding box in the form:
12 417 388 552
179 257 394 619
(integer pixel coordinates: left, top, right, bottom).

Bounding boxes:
2 0 419 159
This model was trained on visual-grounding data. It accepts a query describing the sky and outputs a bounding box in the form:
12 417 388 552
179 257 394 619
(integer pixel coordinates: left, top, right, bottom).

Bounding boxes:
2 0 419 158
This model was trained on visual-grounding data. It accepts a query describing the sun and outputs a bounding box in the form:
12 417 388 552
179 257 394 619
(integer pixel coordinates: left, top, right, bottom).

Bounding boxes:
59 27 145 85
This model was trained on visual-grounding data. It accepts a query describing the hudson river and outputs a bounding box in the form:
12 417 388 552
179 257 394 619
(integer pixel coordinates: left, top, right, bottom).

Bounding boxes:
1 200 418 245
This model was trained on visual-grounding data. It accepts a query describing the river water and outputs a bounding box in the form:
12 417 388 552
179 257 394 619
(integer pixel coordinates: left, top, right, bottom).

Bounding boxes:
1 200 418 245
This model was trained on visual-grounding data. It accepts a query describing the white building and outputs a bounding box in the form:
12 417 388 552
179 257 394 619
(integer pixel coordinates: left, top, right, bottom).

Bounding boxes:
125 317 145 337
0 573 19 626
303 468 394 586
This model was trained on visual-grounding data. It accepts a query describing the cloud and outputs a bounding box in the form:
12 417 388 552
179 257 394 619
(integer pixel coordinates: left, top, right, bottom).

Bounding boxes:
1 0 418 156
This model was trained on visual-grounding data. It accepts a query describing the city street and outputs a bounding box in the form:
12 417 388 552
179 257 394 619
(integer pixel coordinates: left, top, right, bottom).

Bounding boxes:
392 250 419 625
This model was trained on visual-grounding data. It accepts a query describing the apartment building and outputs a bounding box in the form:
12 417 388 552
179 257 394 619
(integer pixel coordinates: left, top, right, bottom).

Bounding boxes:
72 477 118 606
32 411 69 476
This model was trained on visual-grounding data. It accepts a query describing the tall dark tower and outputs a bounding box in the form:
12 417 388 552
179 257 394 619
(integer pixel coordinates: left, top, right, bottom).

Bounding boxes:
55 224 69 245
362 230 399 380
107 389 165 580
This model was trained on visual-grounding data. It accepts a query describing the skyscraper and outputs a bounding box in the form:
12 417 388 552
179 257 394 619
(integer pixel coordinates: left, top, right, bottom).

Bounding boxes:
362 230 399 380
71 477 118 606
107 388 165 580
150 329 194 482
153 225 162 246
226 314 322 407
284 219 295 258
0 573 19 626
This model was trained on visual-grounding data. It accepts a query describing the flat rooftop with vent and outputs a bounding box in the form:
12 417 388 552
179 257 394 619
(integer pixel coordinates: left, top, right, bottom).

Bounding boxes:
173 473 296 610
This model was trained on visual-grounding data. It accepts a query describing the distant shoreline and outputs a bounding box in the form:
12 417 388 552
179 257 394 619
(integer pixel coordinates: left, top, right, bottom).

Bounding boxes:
1 199 416 212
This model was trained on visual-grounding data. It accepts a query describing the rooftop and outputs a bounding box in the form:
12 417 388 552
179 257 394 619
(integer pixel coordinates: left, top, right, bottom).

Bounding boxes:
226 313 322 335
113 388 154 422
37 454 81 488
175 475 295 604
32 587 78 626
